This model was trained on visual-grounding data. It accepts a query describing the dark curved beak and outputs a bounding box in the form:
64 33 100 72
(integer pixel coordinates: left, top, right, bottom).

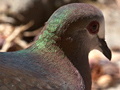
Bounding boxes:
99 38 111 60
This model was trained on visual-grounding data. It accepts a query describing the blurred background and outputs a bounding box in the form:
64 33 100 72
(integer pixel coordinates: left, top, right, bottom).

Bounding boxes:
0 0 119 90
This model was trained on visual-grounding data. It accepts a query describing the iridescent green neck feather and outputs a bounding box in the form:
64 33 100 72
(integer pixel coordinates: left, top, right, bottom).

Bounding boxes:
31 5 74 53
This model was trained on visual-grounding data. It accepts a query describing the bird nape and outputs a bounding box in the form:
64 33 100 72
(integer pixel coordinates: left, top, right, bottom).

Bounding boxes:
0 3 111 90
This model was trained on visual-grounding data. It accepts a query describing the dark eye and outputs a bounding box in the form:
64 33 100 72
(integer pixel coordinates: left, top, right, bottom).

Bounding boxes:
87 21 99 34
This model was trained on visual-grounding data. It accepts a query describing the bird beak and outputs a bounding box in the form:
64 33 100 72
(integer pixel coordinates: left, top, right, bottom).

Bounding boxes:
99 38 111 60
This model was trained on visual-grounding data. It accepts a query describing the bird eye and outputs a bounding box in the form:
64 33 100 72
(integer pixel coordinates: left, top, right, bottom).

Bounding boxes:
87 21 99 34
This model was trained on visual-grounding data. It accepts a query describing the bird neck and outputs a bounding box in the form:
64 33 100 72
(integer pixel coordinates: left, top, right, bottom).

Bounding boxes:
29 23 91 90
29 28 91 90
57 36 91 90
71 49 91 90
28 7 91 89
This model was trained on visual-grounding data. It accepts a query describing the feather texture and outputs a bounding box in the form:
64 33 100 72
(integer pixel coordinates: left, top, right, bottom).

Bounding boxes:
0 3 111 90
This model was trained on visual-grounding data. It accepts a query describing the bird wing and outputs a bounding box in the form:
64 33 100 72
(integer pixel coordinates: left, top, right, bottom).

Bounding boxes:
0 52 64 90
0 66 63 90
0 49 85 90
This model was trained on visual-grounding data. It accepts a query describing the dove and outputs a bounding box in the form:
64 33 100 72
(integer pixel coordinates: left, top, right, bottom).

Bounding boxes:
0 3 111 90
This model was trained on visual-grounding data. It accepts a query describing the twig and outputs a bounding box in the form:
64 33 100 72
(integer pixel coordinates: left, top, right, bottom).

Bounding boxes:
23 26 43 37
0 21 34 52
14 37 28 49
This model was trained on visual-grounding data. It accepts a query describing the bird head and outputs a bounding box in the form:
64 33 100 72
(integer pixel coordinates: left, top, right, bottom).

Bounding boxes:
55 3 111 60
79 4 111 60
86 15 111 60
